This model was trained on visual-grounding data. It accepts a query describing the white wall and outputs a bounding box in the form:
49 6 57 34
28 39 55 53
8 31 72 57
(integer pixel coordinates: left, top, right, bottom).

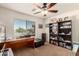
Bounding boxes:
1 6 79 43
0 7 44 40
45 10 79 43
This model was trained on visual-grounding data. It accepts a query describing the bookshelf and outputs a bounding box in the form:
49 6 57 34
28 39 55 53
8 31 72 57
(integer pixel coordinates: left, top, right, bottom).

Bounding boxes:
49 23 58 45
49 20 73 50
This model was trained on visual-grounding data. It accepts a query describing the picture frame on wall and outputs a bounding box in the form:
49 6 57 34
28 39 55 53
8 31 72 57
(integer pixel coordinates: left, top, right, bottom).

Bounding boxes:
58 18 62 22
38 24 43 29
64 16 69 21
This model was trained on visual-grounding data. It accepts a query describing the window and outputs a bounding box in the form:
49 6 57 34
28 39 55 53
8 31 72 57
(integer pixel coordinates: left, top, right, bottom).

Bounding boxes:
0 25 5 42
14 20 35 38
26 21 35 36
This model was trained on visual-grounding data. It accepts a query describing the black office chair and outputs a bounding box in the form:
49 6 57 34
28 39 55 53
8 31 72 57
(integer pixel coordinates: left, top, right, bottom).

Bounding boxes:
35 33 46 48
41 33 46 45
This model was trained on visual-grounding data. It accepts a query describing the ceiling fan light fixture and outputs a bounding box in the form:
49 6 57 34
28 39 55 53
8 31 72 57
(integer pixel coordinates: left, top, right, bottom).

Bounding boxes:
41 10 48 16
32 3 58 16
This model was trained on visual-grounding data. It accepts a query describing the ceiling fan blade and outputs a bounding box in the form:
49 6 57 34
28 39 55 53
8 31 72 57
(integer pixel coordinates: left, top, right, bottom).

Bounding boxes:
48 10 58 13
35 4 42 9
32 8 37 11
47 3 56 9
33 11 41 14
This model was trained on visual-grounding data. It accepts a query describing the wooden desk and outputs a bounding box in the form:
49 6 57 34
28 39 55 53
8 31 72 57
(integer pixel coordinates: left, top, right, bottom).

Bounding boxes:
4 37 34 50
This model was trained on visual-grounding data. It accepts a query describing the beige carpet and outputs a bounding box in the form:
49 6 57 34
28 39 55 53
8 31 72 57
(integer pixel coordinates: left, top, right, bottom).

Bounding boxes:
13 43 75 56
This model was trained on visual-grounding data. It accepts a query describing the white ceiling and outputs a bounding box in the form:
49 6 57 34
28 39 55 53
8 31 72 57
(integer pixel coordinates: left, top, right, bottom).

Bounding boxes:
0 3 79 19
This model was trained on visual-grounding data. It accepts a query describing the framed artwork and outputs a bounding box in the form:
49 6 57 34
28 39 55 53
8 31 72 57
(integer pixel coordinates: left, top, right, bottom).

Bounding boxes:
64 16 69 21
38 24 43 29
58 18 62 22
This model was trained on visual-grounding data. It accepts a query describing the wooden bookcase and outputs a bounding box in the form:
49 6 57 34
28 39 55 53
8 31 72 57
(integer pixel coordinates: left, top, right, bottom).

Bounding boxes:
49 20 73 50
49 23 58 45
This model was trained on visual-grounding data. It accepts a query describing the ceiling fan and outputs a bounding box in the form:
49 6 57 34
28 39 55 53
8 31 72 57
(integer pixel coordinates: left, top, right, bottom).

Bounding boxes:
32 3 58 16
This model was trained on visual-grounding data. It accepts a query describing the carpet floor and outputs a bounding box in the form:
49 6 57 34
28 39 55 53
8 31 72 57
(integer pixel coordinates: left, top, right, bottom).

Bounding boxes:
13 43 75 56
